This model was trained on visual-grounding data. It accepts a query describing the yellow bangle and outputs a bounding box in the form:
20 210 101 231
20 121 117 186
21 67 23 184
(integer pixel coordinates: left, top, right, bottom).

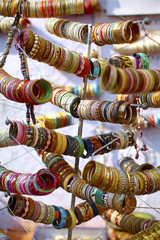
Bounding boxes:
116 68 129 94
58 134 67 154
53 132 63 154
68 209 77 229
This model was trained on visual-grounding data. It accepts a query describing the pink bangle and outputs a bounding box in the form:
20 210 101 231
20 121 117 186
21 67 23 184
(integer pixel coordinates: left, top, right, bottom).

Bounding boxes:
90 101 98 120
124 69 135 94
12 121 26 145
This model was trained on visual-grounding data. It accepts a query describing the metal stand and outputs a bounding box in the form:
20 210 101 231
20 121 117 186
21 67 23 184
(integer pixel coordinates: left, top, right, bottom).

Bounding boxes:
67 24 92 240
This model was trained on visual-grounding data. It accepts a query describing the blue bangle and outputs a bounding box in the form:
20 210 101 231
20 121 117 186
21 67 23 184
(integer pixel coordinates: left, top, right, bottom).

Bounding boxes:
92 82 100 97
87 201 99 216
82 138 93 158
73 85 79 95
154 114 160 127
53 207 67 229
109 23 116 43
90 58 101 78
95 189 105 207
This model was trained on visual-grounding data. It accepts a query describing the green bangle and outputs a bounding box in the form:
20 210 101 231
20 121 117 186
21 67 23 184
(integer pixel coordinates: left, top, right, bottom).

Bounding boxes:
74 136 84 157
30 79 52 104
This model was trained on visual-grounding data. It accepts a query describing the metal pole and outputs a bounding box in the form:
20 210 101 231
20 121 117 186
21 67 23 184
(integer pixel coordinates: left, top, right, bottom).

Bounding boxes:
67 24 92 240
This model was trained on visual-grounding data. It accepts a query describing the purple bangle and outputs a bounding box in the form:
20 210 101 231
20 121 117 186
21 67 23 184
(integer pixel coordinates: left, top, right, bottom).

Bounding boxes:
85 185 92 201
133 56 139 69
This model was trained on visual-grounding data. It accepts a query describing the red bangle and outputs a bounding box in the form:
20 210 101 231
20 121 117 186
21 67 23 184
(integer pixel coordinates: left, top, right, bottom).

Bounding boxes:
77 56 90 77
84 0 94 14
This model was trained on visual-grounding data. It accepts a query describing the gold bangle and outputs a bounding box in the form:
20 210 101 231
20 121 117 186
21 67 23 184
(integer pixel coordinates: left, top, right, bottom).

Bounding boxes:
68 209 77 229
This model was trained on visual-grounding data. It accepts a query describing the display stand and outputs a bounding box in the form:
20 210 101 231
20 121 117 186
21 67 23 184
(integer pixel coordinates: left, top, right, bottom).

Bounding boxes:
68 24 92 240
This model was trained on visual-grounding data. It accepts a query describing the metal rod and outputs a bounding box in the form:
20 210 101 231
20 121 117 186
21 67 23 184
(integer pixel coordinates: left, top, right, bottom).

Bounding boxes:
67 24 92 240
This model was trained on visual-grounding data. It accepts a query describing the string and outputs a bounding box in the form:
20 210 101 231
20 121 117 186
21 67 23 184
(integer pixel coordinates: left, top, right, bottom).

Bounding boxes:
137 196 160 215
3 149 34 166
11 135 44 167
16 43 42 79
9 208 36 240
0 102 47 118
0 194 13 212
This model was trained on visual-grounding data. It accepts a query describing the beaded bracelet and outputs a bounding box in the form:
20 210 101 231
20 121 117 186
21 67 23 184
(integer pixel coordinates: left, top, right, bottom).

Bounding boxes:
104 209 157 235
0 165 59 195
83 160 160 195
0 0 84 17
18 29 90 77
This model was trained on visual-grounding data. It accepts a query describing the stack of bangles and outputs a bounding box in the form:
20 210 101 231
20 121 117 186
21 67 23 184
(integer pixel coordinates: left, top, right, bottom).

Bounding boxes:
39 151 137 214
51 86 137 123
35 112 76 129
109 53 149 69
119 157 155 173
0 17 30 33
7 194 105 228
0 0 84 17
91 20 140 46
45 18 91 44
17 29 90 77
101 64 160 94
3 121 137 158
63 81 100 98
104 209 157 235
0 229 10 240
51 85 81 118
116 92 160 108
83 160 160 195
0 165 59 195
77 99 137 124
0 68 52 104
127 221 160 240
113 32 160 55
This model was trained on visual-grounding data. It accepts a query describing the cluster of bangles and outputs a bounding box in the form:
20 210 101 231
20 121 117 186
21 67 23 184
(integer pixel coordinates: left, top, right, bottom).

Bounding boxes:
0 2 160 239
0 121 137 158
116 92 160 108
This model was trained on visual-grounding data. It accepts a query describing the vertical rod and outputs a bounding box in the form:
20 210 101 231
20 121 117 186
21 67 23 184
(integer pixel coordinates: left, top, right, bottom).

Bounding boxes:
97 45 105 164
67 24 92 240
